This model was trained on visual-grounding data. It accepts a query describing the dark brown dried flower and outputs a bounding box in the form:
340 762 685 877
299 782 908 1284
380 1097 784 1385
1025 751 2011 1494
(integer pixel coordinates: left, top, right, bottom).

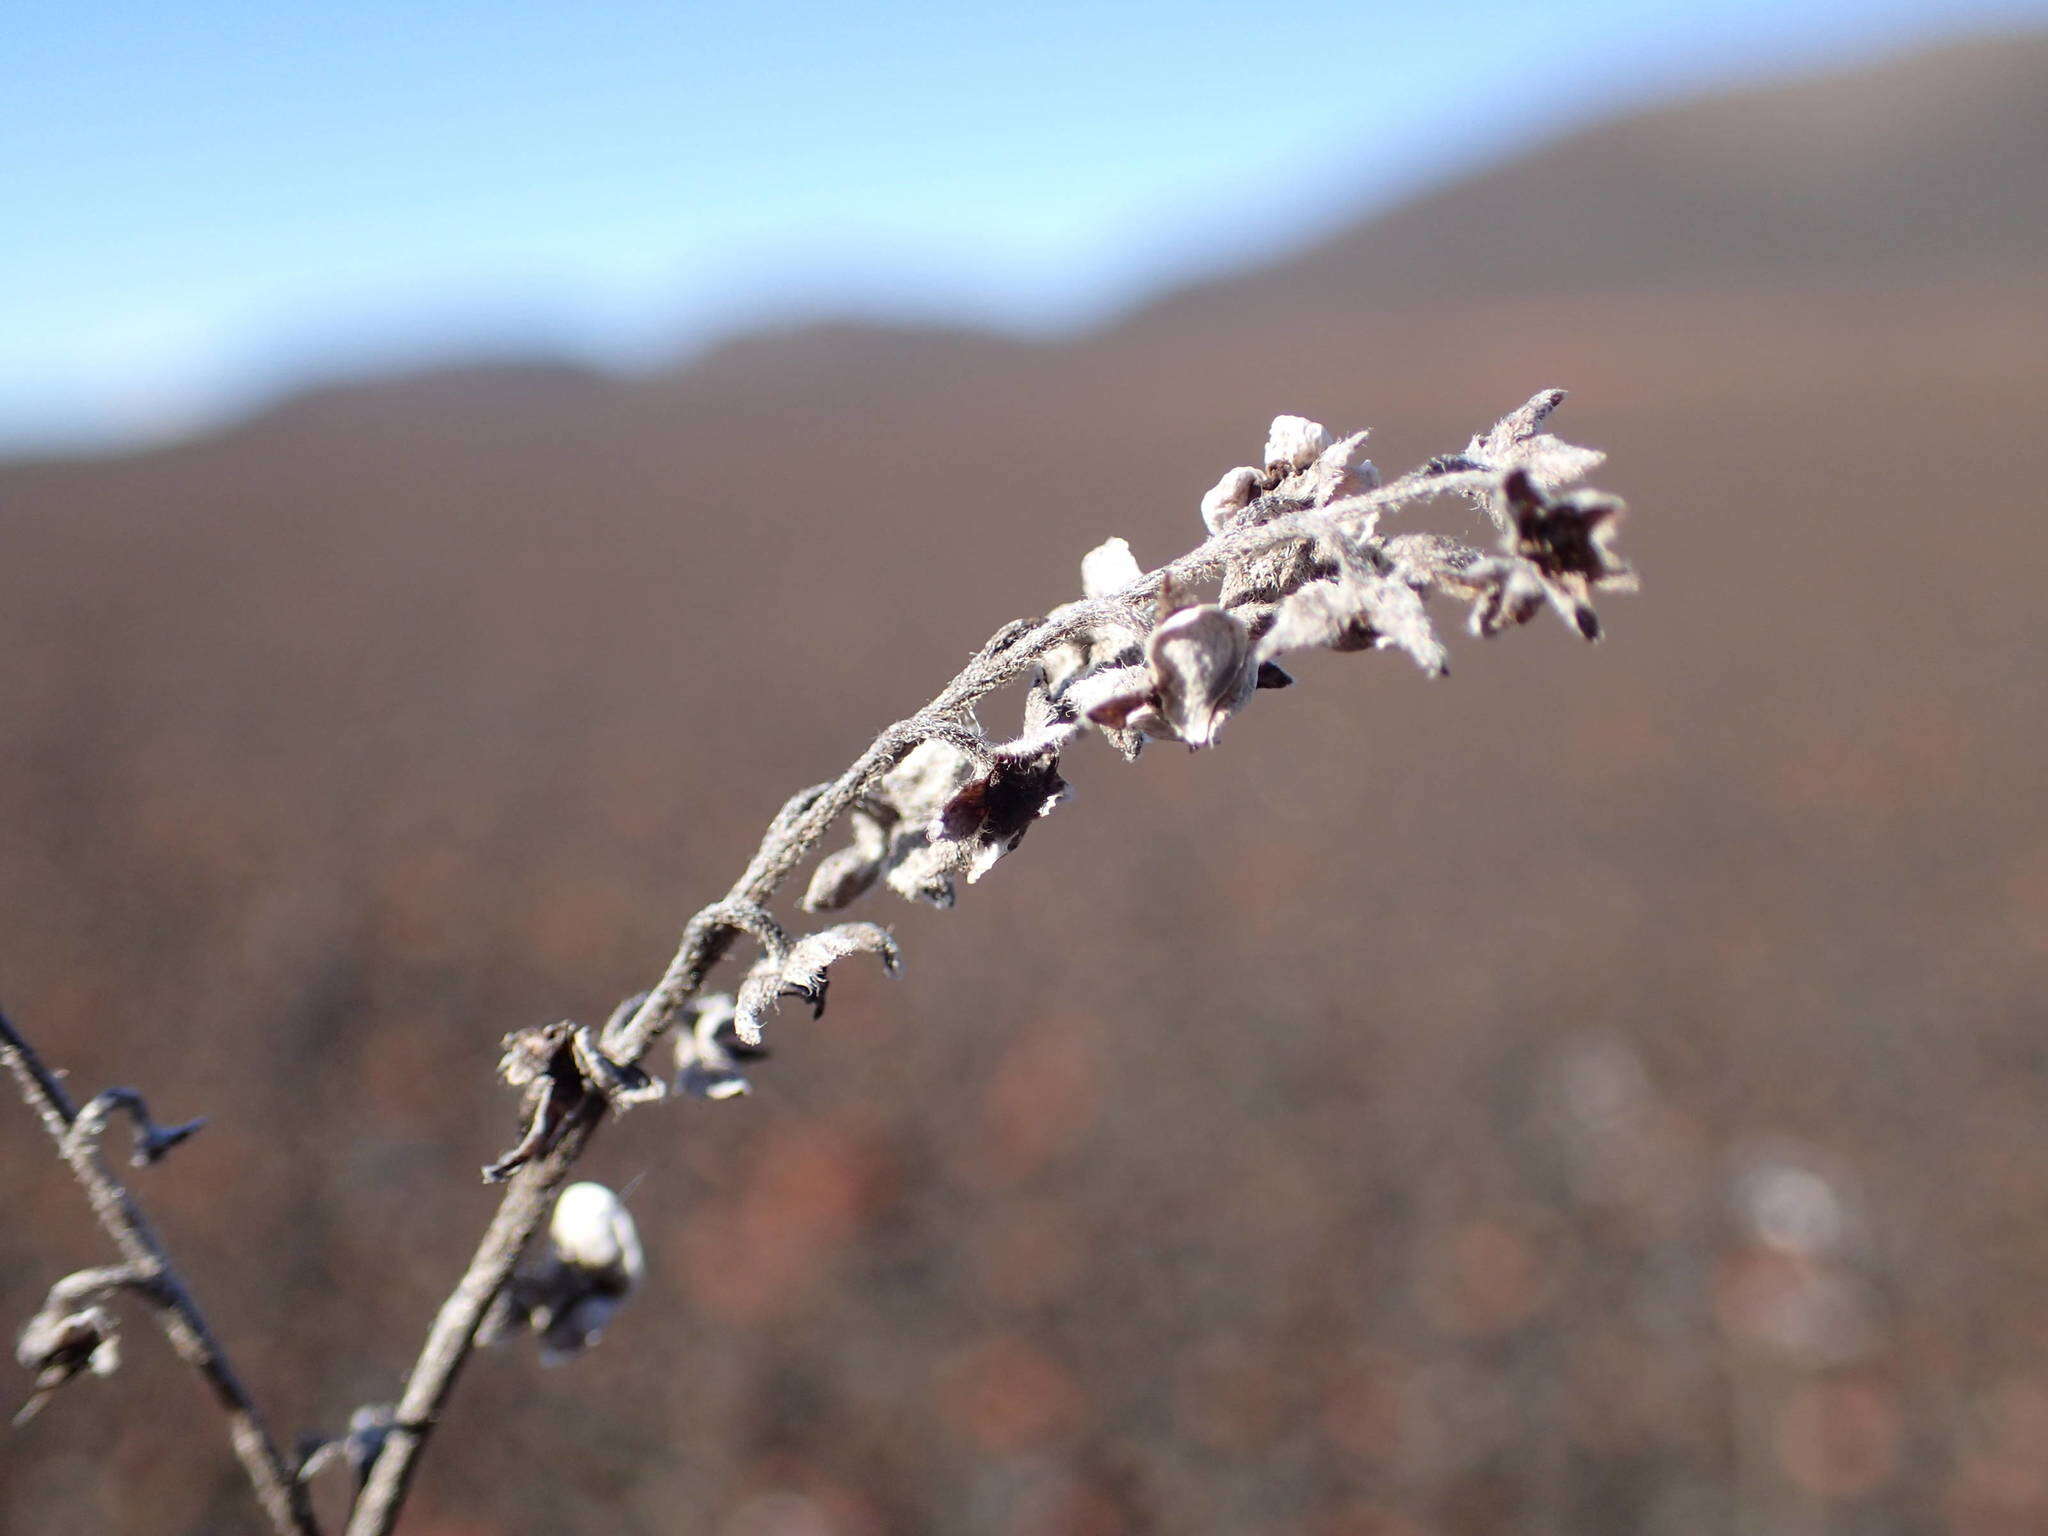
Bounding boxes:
806 702 1078 913
1497 468 1637 640
935 749 1067 849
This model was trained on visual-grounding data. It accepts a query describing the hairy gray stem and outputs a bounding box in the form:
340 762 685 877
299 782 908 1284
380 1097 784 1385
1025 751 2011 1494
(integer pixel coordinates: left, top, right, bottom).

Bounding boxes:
343 462 1543 1535
344 637 1070 1535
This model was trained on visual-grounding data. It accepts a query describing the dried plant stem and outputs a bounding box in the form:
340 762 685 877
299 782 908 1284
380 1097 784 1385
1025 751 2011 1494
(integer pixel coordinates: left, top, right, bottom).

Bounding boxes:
345 638 1053 1536
341 1101 600 1536
347 395 1636 1533
0 1008 316 1536
9 394 1632 1536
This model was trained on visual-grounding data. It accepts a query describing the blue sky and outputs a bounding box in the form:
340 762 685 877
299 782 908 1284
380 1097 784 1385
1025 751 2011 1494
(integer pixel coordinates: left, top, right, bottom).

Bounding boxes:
4 0 2043 451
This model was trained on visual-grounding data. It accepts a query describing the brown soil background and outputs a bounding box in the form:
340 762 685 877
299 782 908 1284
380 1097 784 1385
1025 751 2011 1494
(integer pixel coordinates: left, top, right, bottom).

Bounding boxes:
3 33 2046 1536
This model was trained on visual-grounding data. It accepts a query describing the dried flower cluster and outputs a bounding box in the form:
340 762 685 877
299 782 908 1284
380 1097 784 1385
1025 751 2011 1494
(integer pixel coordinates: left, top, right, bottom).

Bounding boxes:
6 392 1634 1536
779 394 1633 931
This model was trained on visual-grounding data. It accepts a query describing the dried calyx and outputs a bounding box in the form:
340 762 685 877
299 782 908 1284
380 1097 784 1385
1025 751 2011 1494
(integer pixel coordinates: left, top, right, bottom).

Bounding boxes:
803 706 1073 913
13 1302 121 1427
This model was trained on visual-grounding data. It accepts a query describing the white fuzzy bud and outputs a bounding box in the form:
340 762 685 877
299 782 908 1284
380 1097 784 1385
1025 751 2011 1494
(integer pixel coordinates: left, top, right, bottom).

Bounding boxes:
1200 467 1262 535
1264 415 1333 473
1080 536 1143 598
549 1182 643 1289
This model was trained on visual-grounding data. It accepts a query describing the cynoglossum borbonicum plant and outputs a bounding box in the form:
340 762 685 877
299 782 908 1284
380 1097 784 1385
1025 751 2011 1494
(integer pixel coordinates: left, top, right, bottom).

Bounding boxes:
5 389 1635 1536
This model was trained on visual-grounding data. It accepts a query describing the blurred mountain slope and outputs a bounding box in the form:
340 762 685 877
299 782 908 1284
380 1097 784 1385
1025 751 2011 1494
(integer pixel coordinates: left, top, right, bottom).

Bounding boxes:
1131 29 2048 332
2 32 2045 1536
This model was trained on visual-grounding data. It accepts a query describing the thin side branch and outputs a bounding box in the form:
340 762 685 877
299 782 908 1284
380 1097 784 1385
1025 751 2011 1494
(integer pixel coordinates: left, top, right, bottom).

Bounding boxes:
0 1007 318 1535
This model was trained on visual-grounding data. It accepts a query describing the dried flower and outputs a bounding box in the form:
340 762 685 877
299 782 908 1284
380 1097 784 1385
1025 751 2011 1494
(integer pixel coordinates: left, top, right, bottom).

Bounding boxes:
806 713 1076 913
1498 468 1637 640
1087 602 1255 749
485 1020 584 1181
13 1303 120 1425
672 993 764 1100
489 1182 644 1365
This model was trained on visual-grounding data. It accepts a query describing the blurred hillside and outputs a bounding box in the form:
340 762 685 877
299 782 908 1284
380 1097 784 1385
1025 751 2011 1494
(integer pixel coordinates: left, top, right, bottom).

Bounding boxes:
4 32 2047 1536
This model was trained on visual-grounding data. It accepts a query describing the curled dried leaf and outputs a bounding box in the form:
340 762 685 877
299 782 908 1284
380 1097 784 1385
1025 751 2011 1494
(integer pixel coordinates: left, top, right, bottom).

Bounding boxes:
1259 575 1447 675
298 1403 402 1491
66 1088 205 1168
801 738 975 912
734 922 903 1044
485 1021 585 1182
782 922 903 1011
342 1405 397 1490
568 1028 663 1109
734 958 785 1047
